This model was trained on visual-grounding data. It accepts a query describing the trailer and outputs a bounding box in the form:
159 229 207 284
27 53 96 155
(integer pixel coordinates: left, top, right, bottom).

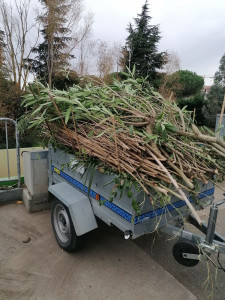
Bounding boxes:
47 147 225 269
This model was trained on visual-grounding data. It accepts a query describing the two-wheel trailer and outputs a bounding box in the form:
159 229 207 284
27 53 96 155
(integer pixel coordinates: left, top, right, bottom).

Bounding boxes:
48 147 225 269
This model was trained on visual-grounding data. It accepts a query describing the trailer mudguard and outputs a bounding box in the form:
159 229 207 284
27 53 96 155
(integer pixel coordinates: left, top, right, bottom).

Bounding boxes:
49 182 98 236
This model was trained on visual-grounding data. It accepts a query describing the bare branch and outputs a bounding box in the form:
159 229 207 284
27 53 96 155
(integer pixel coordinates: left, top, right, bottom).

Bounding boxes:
0 0 40 89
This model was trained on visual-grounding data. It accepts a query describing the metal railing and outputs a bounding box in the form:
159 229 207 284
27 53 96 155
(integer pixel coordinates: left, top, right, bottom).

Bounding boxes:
0 118 21 187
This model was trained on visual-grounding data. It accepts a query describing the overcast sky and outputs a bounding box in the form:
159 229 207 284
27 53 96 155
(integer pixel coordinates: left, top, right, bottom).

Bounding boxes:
85 0 225 84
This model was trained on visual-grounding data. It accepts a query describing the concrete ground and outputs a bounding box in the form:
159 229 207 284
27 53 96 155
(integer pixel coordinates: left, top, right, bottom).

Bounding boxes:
135 183 225 300
0 184 224 300
0 203 196 300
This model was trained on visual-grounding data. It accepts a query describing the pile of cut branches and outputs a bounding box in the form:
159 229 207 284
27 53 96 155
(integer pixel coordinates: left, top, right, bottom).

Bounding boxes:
21 73 225 224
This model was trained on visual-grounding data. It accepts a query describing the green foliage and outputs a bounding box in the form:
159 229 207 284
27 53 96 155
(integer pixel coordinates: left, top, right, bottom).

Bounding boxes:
122 1 166 84
202 53 225 128
0 79 24 120
178 93 205 125
214 53 225 85
102 72 127 84
0 29 39 148
167 70 204 98
52 70 79 90
202 84 225 128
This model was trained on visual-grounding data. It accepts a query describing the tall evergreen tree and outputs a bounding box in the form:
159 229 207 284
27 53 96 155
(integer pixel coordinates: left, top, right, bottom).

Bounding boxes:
30 0 74 88
122 1 166 84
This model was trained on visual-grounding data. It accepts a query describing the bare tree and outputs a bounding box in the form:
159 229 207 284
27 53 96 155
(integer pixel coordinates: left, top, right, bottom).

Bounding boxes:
163 51 180 75
94 41 123 79
96 41 114 78
69 11 93 51
0 0 40 90
0 30 8 77
159 51 181 99
76 39 96 76
112 42 122 73
73 13 94 76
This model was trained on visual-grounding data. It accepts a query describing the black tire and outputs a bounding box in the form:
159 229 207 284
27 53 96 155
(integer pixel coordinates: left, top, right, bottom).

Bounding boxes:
51 199 82 252
172 240 200 267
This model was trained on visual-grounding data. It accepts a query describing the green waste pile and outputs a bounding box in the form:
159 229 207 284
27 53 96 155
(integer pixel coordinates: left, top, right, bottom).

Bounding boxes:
21 73 225 223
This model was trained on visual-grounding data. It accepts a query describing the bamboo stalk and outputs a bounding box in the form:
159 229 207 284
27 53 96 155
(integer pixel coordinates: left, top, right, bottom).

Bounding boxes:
177 130 225 148
167 161 194 189
147 149 202 225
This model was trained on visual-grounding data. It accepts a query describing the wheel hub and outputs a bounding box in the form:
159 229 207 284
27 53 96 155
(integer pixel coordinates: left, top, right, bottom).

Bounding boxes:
53 204 71 243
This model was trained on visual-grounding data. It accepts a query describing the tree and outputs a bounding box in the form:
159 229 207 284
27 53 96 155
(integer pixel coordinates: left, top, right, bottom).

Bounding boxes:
122 1 166 83
30 0 92 88
112 43 123 73
0 30 7 78
163 51 180 75
30 0 75 88
167 70 204 98
0 80 24 118
0 0 39 90
202 84 225 128
0 29 24 121
178 93 205 126
159 51 180 99
202 53 225 128
96 41 114 78
214 53 225 86
0 36 25 120
164 70 205 124
74 13 94 76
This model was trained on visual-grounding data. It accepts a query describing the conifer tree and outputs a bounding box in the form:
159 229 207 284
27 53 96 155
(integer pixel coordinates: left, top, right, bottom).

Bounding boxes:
122 1 166 84
30 0 74 88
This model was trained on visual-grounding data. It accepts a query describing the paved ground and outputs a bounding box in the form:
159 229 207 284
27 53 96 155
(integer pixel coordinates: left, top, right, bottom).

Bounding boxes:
0 203 196 300
0 184 224 300
135 183 225 300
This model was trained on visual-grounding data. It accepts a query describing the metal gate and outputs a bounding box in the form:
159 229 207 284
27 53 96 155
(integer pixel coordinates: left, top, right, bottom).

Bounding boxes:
0 118 21 188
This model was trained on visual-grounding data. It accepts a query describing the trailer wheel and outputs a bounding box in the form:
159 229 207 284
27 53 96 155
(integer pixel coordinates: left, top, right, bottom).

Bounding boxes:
51 200 81 252
172 240 200 267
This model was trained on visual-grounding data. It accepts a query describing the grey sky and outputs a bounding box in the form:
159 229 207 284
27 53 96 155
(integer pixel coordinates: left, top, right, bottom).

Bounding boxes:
85 0 225 81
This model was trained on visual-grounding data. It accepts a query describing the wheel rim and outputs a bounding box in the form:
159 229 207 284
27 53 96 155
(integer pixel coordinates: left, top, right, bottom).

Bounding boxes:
53 204 71 243
173 241 199 267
